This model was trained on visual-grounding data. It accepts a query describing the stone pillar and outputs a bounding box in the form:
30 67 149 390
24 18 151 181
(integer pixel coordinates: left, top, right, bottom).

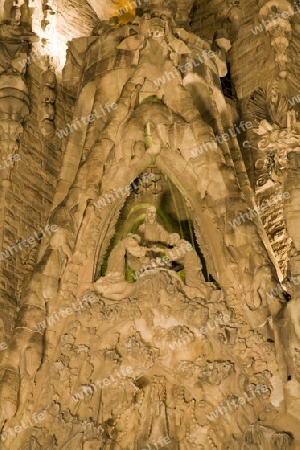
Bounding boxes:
0 1 37 236
258 0 292 80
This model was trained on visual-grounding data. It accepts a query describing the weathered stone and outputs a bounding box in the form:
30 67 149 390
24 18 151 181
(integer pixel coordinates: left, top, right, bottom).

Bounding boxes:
0 0 299 448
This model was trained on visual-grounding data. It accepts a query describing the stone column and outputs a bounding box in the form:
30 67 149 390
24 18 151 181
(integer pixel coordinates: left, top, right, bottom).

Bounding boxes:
0 1 37 236
258 0 292 80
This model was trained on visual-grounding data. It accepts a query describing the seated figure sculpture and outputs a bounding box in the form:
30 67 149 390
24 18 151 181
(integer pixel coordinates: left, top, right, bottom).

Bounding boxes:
94 210 221 300
94 211 219 303
152 233 219 300
94 234 147 300
94 209 171 301
137 206 171 245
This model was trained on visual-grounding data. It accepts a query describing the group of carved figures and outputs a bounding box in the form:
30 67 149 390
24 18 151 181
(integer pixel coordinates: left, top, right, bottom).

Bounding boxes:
0 0 298 449
94 206 217 302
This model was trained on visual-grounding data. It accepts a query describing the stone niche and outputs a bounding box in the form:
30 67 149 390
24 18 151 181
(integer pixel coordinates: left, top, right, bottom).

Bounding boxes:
0 0 299 449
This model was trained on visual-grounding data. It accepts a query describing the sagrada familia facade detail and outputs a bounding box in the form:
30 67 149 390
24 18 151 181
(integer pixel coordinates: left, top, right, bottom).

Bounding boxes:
0 0 300 448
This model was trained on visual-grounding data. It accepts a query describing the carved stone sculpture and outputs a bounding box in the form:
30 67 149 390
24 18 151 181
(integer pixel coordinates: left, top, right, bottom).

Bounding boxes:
0 0 298 449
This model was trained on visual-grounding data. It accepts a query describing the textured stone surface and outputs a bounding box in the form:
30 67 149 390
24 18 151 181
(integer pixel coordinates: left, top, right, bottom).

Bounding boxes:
0 0 300 449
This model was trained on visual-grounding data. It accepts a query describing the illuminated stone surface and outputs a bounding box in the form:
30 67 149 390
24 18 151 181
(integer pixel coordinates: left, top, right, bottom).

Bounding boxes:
0 0 299 449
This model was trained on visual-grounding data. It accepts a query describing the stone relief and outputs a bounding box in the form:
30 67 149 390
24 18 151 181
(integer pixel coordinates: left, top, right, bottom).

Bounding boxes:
0 0 297 449
40 67 57 137
94 208 219 305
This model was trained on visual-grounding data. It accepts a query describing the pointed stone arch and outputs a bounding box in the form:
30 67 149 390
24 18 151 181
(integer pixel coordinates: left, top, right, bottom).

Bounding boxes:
71 140 273 303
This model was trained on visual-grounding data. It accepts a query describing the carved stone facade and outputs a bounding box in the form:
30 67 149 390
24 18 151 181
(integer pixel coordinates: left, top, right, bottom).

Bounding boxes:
0 0 300 449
